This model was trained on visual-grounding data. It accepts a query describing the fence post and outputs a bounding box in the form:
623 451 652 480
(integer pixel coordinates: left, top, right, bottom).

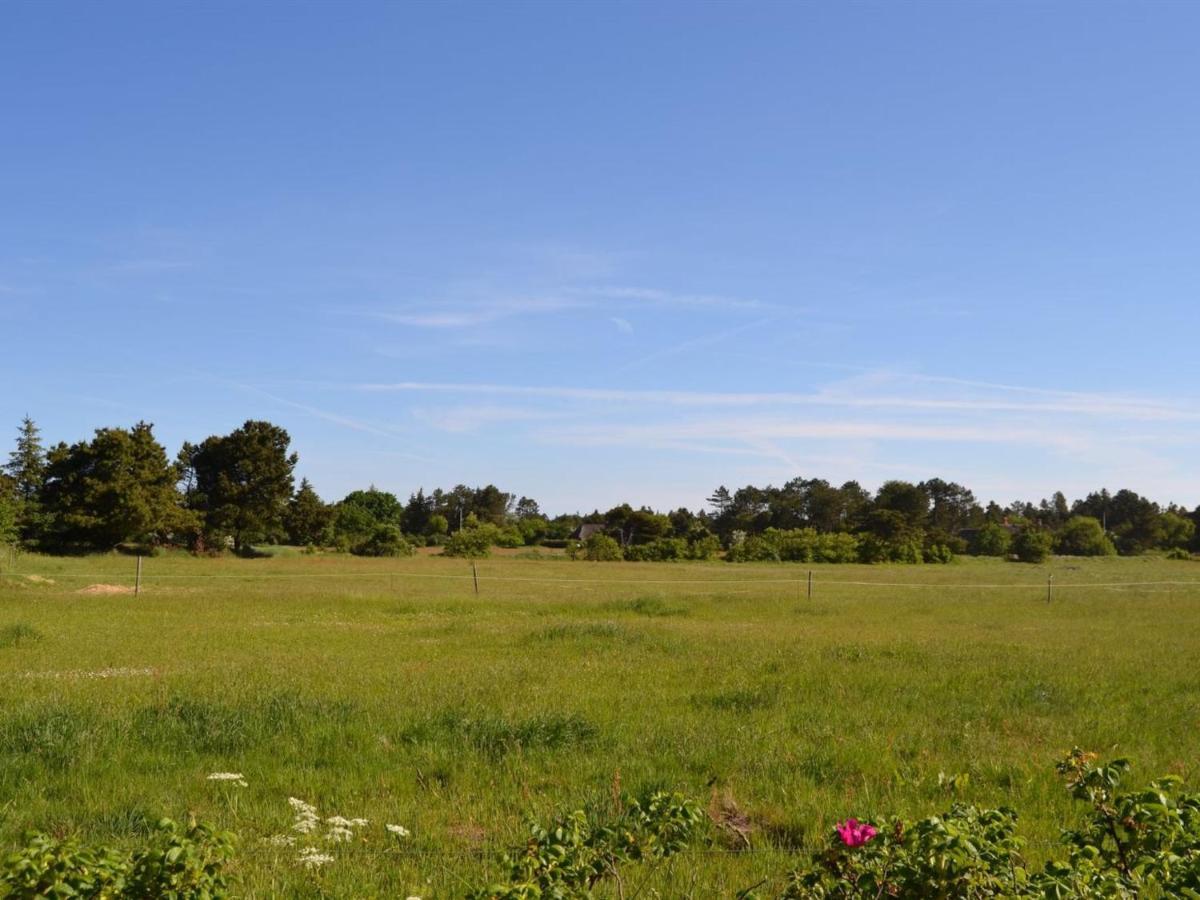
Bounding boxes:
807 570 813 599
135 555 143 596
472 561 479 596
1046 573 1053 604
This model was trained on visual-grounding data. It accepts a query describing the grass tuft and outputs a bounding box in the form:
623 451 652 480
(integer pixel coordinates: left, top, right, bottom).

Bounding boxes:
538 621 626 641
693 683 779 713
0 623 44 648
607 596 689 618
402 709 599 757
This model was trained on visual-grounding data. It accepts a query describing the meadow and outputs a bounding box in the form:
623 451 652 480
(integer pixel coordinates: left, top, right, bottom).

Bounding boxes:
0 551 1197 897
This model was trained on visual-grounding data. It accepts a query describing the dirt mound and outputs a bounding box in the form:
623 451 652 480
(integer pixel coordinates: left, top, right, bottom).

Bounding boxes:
77 583 135 595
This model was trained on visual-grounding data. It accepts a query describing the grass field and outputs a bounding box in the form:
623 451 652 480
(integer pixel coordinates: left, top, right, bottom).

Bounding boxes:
1 551 1198 897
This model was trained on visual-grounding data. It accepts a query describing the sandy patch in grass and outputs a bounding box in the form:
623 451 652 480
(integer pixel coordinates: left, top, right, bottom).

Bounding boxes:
77 583 135 595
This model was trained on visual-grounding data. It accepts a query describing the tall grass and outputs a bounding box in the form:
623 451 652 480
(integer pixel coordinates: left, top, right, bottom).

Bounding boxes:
1 552 1198 895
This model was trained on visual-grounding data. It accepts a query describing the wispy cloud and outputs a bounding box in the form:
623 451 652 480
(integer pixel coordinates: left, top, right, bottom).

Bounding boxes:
355 282 771 331
411 404 563 434
610 316 634 334
201 376 425 449
573 285 772 312
536 417 1088 451
370 296 586 328
107 258 193 274
614 317 774 374
349 378 1200 422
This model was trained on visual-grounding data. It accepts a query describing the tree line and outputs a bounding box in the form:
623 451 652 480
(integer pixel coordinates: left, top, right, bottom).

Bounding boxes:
1 416 1197 563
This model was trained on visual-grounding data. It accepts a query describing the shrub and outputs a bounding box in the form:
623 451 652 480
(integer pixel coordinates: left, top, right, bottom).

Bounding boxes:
1166 547 1193 560
1160 511 1196 550
624 537 687 561
816 532 859 563
583 533 623 561
443 526 494 558
686 532 721 560
1012 528 1055 563
467 792 703 899
726 533 780 563
776 749 1200 899
922 543 955 564
515 516 549 545
494 526 525 549
1056 516 1117 557
970 522 1013 556
724 529 861 564
350 524 414 557
0 818 235 898
857 535 923 564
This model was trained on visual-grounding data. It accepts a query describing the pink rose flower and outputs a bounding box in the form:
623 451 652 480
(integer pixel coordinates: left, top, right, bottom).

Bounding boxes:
835 818 878 848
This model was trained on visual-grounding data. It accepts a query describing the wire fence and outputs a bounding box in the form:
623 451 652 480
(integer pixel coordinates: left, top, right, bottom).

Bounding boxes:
3 558 1200 598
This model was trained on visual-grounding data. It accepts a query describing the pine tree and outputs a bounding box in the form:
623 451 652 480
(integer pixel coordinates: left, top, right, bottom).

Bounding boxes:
39 422 193 551
0 474 19 546
284 478 332 546
180 420 298 551
6 416 46 502
5 416 47 544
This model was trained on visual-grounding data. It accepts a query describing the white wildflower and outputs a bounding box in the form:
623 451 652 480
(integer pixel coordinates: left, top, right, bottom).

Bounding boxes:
289 797 318 815
263 834 296 847
206 772 248 787
386 824 411 838
298 847 334 869
323 814 366 842
288 797 320 834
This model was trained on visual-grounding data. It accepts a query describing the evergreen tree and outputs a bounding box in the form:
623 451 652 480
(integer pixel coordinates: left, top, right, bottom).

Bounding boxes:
401 489 433 535
180 420 298 551
40 422 192 551
0 473 19 546
284 478 333 546
5 416 47 543
6 416 45 503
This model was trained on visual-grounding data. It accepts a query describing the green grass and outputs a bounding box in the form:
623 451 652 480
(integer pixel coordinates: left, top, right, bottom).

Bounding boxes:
1 552 1198 896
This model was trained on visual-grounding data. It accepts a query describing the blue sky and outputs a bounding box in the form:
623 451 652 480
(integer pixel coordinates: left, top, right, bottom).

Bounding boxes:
3 1 1199 513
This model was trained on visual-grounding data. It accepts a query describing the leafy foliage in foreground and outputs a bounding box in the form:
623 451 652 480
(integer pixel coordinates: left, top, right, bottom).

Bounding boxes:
467 791 704 899
467 752 1200 898
771 749 1200 899
0 818 235 899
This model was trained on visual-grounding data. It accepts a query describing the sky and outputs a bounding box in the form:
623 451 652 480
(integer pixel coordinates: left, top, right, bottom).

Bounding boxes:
3 1 1200 514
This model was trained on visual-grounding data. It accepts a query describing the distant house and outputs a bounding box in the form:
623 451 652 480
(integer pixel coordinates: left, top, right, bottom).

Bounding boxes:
568 523 607 541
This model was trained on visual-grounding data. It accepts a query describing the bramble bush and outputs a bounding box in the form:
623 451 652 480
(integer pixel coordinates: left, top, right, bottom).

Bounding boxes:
0 818 235 899
766 748 1200 899
466 791 703 899
468 751 1200 898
